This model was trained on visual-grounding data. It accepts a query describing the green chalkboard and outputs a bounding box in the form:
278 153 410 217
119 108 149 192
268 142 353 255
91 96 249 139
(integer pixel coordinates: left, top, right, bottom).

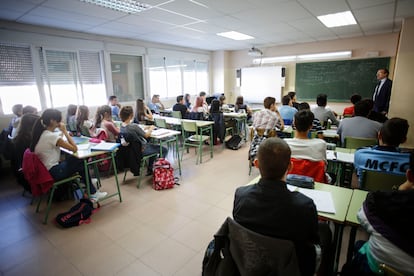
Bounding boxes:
295 57 390 102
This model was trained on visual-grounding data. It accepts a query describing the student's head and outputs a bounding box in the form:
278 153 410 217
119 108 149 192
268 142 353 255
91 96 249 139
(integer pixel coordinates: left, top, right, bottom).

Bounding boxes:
376 68 389 80
30 109 62 151
297 102 310 111
194 96 204 108
22 105 38 115
294 110 314 132
13 113 40 146
288 91 297 102
119 106 134 122
350 94 362 105
12 104 23 116
108 95 118 103
255 137 291 181
379 117 409 147
151 94 160 103
219 95 226 105
354 100 371 117
185 93 191 102
399 151 414 190
235 96 244 106
67 104 77 118
135 99 146 120
95 105 112 127
263 96 276 110
176 95 184 104
75 105 89 122
199 91 206 98
282 95 292 106
316 94 327 107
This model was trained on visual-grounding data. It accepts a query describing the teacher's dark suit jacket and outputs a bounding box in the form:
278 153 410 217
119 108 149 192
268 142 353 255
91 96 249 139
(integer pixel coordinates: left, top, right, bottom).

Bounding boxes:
373 78 392 113
233 178 320 276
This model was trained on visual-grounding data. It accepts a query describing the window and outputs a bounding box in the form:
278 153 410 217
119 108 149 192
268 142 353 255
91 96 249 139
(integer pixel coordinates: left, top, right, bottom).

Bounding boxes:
147 57 209 99
0 43 40 114
110 54 144 102
40 49 106 108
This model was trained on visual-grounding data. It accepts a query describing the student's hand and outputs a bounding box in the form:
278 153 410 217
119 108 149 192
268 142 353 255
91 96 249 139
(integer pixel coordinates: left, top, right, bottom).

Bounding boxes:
58 122 67 133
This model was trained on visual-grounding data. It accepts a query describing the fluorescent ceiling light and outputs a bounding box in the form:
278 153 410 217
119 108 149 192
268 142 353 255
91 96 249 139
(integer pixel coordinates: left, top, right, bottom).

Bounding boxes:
217 31 254 40
253 56 296 64
317 11 356 28
252 51 352 64
79 0 151 14
297 51 352 61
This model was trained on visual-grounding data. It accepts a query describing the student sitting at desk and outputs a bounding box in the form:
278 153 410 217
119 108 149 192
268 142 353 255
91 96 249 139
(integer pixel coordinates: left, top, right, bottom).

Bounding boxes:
284 110 331 183
337 99 382 147
172 95 189 119
30 109 107 200
108 95 121 121
342 93 362 117
75 105 95 137
252 96 284 133
134 98 153 124
297 102 323 139
353 117 410 188
94 105 120 142
8 104 23 138
311 94 339 128
343 151 414 275
234 95 252 122
119 106 168 176
279 94 298 125
190 96 208 120
147 94 164 114
234 137 332 276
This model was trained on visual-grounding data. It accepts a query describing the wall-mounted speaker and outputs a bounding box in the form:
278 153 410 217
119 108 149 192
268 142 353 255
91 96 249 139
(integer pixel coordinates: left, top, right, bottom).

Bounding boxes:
236 69 241 87
281 67 286 77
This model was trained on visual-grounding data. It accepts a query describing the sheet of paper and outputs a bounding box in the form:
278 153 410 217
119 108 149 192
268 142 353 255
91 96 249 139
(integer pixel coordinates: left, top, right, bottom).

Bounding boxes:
91 142 119 151
336 152 354 163
297 188 336 214
77 143 90 150
326 150 337 160
286 184 297 192
152 128 170 136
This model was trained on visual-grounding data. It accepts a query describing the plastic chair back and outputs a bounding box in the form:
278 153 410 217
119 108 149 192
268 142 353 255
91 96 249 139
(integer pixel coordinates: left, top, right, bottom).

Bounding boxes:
361 170 406 191
289 158 326 183
171 111 182 119
345 136 377 149
154 118 168 128
182 120 197 133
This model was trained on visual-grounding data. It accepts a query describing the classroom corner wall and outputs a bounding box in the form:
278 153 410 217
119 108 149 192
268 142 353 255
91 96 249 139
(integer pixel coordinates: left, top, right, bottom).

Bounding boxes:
390 17 414 149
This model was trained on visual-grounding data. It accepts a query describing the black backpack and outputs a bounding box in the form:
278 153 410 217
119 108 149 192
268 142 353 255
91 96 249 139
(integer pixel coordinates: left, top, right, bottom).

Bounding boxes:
55 198 95 228
225 135 242 150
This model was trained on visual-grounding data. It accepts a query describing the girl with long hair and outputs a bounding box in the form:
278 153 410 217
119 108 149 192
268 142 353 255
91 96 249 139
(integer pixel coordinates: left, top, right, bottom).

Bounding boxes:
134 98 153 124
75 105 95 137
30 109 106 200
94 105 120 142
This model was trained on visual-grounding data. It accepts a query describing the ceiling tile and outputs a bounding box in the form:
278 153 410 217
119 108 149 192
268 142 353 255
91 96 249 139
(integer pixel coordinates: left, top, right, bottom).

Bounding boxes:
297 0 349 16
348 0 394 10
396 0 414 18
353 3 395 22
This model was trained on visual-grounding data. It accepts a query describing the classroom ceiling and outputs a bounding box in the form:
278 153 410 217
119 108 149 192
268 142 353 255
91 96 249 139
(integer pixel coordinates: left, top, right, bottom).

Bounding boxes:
1 0 414 51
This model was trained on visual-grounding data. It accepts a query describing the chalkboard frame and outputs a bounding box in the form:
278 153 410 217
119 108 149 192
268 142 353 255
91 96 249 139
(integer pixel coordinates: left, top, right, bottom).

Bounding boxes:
295 57 390 102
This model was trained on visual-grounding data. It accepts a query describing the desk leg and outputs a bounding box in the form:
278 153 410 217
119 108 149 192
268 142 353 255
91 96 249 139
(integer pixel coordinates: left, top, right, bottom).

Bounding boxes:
175 136 181 175
159 139 164 158
83 159 91 198
209 125 213 158
332 223 344 275
346 226 357 264
111 151 122 202
243 117 247 141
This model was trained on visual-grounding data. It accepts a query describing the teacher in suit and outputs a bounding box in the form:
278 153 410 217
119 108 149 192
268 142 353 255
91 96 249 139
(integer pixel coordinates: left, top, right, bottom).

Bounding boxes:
372 68 392 114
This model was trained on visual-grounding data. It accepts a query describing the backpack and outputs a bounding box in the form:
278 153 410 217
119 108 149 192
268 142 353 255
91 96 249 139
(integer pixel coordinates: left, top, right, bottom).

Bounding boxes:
152 158 178 190
55 198 96 228
225 135 242 150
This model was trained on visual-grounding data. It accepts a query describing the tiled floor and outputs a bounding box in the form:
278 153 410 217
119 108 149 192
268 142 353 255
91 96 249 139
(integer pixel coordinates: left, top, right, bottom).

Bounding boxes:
0 143 367 275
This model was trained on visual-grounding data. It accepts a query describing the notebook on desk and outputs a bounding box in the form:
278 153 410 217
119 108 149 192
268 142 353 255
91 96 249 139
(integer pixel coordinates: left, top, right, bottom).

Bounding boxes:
297 188 336 214
151 128 170 136
72 136 89 145
90 142 119 151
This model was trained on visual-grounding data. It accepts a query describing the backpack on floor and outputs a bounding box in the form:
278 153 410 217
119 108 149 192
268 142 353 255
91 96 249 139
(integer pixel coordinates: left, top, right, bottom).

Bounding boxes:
225 135 242 150
152 158 178 190
55 198 97 228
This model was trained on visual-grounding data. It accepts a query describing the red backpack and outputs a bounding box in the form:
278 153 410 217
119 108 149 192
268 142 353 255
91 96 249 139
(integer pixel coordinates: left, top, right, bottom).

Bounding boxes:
152 158 178 190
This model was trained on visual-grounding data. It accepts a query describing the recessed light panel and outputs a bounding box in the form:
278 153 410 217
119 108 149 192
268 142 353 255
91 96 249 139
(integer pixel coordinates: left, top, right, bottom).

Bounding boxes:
217 31 254 40
317 11 357 28
79 0 151 14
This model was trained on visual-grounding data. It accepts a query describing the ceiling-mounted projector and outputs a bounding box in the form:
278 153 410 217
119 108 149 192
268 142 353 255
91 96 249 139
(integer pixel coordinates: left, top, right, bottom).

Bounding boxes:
248 47 263 57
